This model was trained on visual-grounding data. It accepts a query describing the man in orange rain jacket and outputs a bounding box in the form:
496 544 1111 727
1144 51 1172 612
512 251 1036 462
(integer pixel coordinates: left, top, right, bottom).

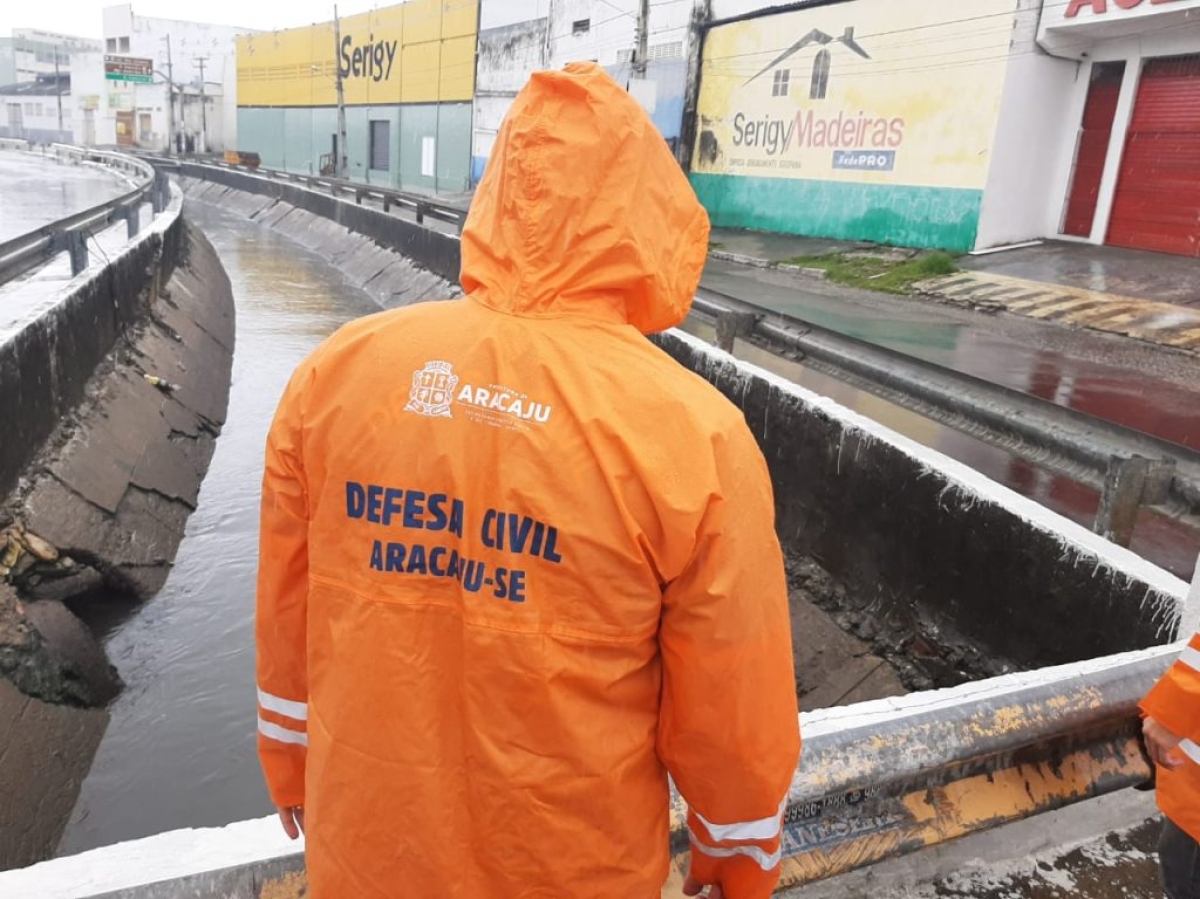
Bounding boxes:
256 61 800 899
1142 627 1200 899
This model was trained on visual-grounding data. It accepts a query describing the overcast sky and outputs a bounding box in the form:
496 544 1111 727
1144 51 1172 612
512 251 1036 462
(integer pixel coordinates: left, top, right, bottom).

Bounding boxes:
2 1 385 38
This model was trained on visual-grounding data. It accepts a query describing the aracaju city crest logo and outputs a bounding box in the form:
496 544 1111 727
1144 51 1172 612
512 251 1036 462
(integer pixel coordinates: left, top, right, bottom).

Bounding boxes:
405 360 458 418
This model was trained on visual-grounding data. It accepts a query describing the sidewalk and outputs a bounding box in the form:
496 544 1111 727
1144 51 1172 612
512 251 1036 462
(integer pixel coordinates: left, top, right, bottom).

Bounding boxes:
707 228 1200 354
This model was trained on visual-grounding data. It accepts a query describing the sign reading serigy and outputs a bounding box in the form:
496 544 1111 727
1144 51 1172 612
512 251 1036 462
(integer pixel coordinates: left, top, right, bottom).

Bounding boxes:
339 33 397 83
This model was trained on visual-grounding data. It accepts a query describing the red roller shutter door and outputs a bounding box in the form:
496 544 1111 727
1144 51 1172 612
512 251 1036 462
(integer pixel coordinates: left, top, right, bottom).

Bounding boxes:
1107 55 1200 256
1064 63 1124 238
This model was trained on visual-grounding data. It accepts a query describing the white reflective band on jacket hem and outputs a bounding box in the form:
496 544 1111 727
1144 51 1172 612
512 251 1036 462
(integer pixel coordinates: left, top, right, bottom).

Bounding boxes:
1179 646 1200 674
1179 739 1200 765
258 716 308 747
689 828 781 871
257 687 308 721
694 797 787 842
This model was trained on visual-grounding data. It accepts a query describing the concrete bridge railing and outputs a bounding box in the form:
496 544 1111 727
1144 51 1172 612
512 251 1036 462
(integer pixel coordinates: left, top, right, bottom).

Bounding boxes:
0 641 1180 899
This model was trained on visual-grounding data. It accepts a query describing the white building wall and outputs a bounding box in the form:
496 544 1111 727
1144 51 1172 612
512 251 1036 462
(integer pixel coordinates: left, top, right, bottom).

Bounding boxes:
100 3 247 152
70 50 117 146
974 0 1083 249
0 91 71 142
473 9 549 183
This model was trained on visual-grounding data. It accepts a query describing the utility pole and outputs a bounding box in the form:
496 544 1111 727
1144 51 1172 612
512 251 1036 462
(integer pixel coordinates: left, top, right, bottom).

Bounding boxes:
194 55 208 153
163 34 175 155
633 0 649 80
333 4 348 179
53 47 64 138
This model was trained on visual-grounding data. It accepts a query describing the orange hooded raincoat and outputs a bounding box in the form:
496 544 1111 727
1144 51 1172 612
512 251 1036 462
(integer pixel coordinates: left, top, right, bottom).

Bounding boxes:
256 61 800 899
1142 631 1200 842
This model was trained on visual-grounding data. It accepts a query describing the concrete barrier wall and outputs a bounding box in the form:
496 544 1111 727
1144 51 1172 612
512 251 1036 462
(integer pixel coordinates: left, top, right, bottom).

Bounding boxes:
178 163 462 285
0 189 183 499
654 331 1188 675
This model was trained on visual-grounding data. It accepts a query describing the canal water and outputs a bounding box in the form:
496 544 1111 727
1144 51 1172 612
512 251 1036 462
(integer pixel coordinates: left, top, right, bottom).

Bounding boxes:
57 197 1197 856
0 152 129 243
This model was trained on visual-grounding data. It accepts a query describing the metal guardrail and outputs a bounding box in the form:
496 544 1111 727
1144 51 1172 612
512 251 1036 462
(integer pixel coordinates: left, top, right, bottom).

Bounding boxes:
0 144 169 286
142 154 468 233
694 290 1200 531
663 644 1170 891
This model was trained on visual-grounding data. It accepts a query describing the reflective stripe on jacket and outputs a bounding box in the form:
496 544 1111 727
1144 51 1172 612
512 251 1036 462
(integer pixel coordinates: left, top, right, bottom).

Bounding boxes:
256 61 800 899
1142 633 1200 842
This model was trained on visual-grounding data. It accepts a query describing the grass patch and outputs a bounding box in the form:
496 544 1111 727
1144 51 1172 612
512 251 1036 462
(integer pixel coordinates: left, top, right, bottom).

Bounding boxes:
709 241 725 250
784 250 958 294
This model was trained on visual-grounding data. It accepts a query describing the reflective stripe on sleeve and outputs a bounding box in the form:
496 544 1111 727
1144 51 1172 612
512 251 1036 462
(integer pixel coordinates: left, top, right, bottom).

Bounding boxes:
258 716 308 747
689 827 781 871
257 687 308 722
1179 739 1200 765
694 797 787 842
1179 646 1200 674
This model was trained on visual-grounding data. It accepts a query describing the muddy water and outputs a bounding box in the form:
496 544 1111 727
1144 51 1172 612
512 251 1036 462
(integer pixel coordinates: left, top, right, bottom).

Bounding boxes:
57 201 381 855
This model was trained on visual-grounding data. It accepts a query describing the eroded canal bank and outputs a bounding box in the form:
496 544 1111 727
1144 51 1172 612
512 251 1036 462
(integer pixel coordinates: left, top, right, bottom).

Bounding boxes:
0 188 234 868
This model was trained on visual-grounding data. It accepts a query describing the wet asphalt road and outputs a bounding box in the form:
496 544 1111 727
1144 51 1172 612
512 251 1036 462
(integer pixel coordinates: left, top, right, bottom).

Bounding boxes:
0 151 129 242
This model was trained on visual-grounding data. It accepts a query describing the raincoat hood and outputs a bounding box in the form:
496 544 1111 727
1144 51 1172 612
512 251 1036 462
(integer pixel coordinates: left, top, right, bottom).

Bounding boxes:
461 62 710 334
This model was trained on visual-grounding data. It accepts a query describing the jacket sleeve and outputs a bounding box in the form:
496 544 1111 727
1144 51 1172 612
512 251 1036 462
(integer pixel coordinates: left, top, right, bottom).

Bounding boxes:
657 416 801 899
255 360 314 808
1141 631 1200 748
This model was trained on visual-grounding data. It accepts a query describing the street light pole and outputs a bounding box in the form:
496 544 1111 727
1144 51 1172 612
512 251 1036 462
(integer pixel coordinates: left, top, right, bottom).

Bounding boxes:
163 34 175 154
53 47 64 137
633 0 649 80
333 4 348 179
194 55 208 153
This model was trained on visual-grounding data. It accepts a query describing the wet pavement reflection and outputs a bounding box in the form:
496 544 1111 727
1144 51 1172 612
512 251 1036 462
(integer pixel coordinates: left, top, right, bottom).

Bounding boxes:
680 317 1198 581
702 261 1199 452
0 152 129 242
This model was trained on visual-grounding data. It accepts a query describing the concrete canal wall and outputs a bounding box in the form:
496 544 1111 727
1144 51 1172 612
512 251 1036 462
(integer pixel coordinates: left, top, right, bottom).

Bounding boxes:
0 183 236 869
656 331 1188 680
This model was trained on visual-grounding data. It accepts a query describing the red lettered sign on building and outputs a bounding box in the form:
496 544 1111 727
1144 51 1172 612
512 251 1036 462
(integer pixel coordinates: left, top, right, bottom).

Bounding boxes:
1066 0 1183 18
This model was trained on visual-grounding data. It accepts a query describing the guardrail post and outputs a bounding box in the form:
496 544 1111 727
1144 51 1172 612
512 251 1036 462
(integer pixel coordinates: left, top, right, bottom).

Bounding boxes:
58 229 88 276
416 203 426 225
355 188 363 206
119 202 139 239
714 310 758 353
383 195 392 213
1093 456 1176 547
151 171 168 213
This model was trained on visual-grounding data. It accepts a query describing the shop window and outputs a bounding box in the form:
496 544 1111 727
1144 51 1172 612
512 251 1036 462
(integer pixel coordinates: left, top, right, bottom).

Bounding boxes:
772 69 789 97
369 119 390 171
573 19 589 36
811 49 830 100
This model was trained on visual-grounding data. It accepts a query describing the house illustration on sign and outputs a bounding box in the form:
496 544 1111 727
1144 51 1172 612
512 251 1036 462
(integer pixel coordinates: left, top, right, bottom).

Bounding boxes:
746 27 870 100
